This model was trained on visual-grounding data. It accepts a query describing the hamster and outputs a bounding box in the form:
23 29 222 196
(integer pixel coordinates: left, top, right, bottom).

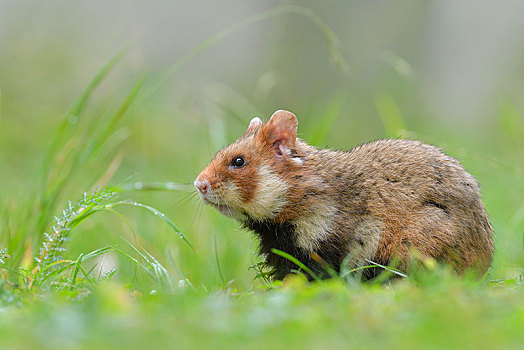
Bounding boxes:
194 110 494 280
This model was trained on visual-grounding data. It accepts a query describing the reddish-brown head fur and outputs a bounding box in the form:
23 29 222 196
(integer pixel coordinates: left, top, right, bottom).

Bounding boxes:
194 110 300 221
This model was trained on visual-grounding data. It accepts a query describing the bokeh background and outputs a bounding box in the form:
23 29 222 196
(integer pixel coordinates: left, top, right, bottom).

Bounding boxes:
1 0 524 290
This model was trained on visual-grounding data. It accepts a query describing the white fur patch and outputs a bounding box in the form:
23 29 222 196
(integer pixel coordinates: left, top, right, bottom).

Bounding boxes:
344 218 383 268
294 203 337 251
242 165 288 221
290 157 304 165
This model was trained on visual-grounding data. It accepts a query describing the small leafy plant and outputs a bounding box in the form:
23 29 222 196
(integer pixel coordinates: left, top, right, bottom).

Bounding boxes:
23 186 193 293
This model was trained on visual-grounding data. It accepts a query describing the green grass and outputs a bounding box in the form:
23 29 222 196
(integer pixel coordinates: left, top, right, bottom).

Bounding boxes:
1 5 524 349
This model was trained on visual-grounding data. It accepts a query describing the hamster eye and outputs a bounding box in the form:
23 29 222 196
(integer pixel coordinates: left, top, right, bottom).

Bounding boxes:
231 156 245 168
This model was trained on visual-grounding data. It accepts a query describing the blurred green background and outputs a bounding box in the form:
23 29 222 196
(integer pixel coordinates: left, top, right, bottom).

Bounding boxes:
1 0 524 286
0 1 524 348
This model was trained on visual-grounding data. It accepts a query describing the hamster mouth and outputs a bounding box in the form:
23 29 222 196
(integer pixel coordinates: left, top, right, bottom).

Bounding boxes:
202 197 237 217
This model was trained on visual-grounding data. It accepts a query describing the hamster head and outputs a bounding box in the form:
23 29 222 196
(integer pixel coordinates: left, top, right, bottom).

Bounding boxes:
194 110 301 222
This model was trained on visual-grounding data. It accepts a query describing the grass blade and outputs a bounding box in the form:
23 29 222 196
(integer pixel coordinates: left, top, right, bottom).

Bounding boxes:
339 264 380 279
41 46 129 185
271 248 321 282
214 235 225 287
167 249 194 290
309 93 346 145
69 253 84 289
36 47 131 237
364 259 409 279
115 182 194 193
106 200 195 251
374 94 407 138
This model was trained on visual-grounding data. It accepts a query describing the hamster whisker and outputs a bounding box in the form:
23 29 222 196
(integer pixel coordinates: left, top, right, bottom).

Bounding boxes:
190 200 204 228
173 191 199 208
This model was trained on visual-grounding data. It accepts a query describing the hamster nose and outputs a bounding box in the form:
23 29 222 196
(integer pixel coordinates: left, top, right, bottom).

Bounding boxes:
194 179 210 194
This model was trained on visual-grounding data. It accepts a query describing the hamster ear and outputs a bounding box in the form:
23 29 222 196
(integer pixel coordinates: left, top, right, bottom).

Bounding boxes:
261 110 298 155
243 117 263 136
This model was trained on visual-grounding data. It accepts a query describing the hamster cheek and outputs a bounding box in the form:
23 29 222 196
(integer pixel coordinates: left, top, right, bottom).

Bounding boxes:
218 180 245 208
240 165 288 221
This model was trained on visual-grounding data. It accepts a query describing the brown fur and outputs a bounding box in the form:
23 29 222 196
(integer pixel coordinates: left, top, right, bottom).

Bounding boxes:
195 110 494 279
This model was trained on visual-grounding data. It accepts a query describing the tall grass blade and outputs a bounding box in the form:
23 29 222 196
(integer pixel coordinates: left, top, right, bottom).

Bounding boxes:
142 5 348 102
309 93 346 145
36 47 132 237
379 50 415 81
214 235 225 287
375 94 407 138
41 46 129 184
80 74 146 165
